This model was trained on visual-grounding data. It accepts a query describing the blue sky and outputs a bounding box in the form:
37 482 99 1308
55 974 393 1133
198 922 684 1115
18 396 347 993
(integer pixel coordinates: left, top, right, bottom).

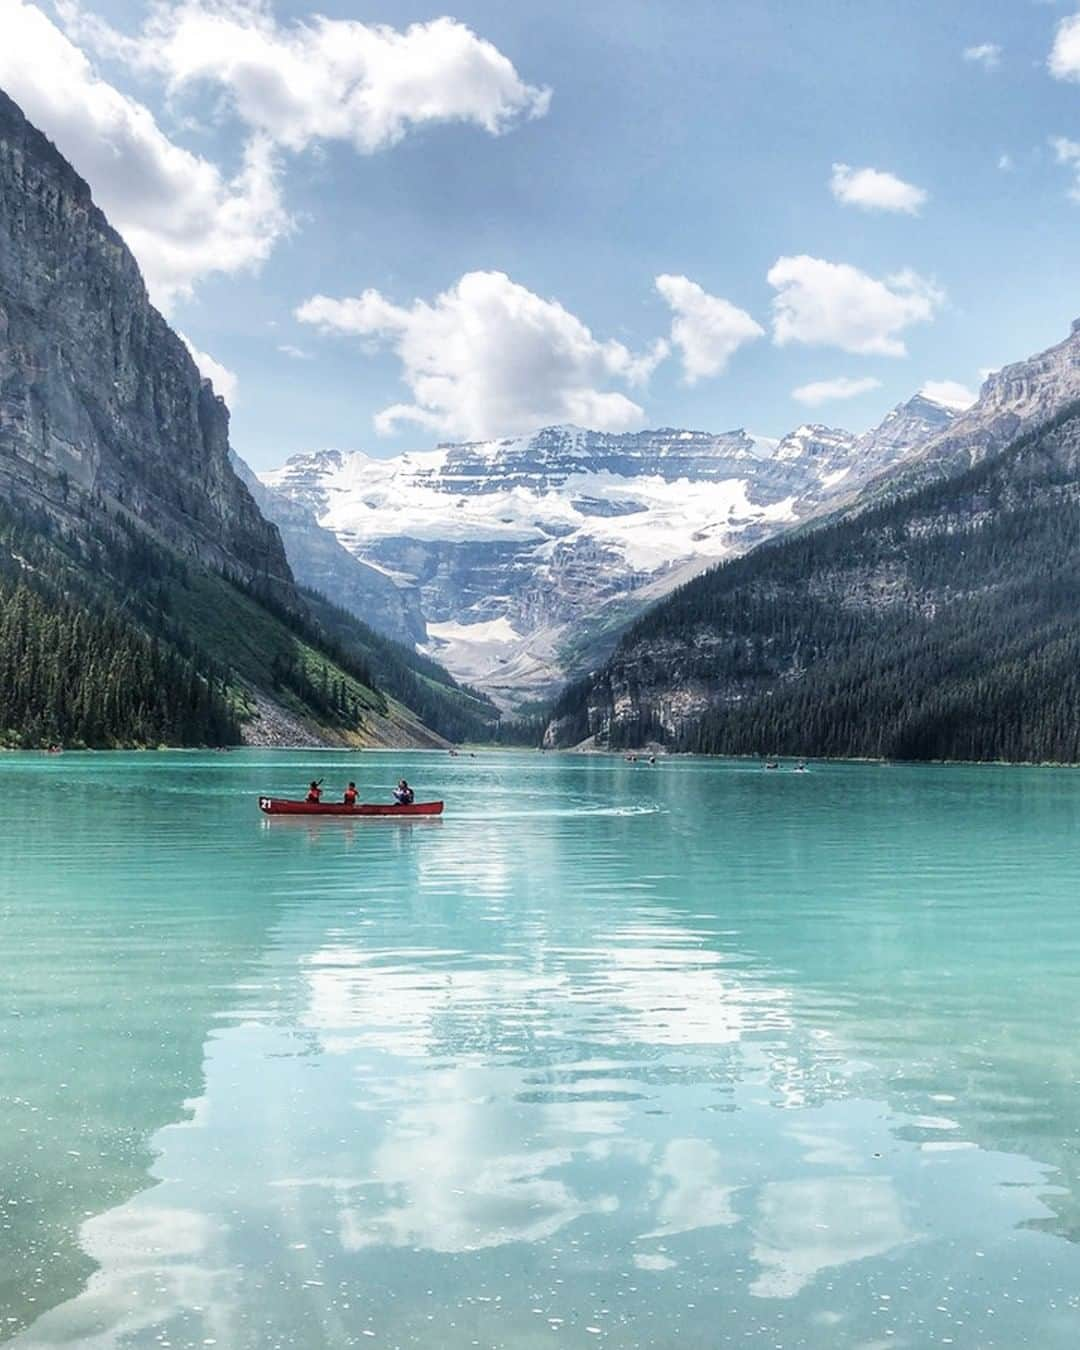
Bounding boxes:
4 0 1080 467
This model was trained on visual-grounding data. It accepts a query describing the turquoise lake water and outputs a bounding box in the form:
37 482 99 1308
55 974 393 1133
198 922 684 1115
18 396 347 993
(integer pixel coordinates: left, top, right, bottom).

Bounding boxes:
2 750 1080 1348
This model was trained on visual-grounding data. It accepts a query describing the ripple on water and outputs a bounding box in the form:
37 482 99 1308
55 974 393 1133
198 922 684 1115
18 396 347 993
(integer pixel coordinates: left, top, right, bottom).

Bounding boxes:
4 751 1080 1348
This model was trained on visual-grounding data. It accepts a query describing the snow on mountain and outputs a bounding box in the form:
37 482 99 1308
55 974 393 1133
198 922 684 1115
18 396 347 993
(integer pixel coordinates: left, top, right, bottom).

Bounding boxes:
266 449 798 567
260 412 951 706
773 423 857 467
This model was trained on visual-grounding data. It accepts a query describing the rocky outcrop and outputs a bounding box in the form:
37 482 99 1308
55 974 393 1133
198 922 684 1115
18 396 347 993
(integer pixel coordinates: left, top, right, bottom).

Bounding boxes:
773 422 856 468
865 325 1080 493
855 393 954 467
0 88 291 591
425 424 775 490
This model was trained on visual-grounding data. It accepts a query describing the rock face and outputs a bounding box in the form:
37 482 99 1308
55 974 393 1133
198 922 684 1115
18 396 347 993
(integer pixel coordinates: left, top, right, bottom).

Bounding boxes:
773 422 857 473
867 326 1080 492
261 410 954 705
0 88 290 590
856 392 954 467
231 453 426 645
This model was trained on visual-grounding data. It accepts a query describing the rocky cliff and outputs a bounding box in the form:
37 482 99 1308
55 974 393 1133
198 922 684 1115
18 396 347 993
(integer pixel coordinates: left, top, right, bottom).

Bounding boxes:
231 452 427 645
0 88 290 590
860 324 1080 498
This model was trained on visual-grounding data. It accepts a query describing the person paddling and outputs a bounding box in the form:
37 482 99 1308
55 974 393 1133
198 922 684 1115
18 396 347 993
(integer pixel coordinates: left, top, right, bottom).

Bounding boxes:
393 779 415 806
343 781 359 806
305 780 323 804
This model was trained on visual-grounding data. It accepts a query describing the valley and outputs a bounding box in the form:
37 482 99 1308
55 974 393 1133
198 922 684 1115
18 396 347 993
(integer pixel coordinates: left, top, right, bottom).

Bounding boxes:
257 396 957 707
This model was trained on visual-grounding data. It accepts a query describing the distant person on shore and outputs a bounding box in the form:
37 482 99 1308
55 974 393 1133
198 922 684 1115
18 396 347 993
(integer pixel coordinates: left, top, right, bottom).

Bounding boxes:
343 782 358 806
393 779 415 806
305 780 322 803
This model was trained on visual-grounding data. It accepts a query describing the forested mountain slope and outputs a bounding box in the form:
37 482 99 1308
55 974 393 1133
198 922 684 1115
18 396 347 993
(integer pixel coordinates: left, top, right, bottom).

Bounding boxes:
0 487 458 748
0 87 476 748
546 403 1080 763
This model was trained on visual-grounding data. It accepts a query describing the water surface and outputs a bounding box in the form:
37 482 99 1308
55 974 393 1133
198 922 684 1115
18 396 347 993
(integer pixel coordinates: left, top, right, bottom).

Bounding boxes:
2 750 1080 1347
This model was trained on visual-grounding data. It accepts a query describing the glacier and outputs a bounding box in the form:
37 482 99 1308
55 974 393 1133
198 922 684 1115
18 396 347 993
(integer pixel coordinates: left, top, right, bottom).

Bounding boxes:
260 401 954 707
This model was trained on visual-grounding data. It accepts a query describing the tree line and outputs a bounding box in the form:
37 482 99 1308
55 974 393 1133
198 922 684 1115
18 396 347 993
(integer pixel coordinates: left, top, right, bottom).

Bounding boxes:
550 402 1080 763
0 572 238 748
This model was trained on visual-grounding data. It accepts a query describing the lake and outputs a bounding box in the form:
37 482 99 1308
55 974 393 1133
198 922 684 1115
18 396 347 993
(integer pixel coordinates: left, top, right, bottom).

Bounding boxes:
2 749 1080 1348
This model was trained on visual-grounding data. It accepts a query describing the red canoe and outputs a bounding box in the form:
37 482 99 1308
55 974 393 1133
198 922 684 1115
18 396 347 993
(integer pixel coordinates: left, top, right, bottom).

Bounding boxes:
259 797 444 817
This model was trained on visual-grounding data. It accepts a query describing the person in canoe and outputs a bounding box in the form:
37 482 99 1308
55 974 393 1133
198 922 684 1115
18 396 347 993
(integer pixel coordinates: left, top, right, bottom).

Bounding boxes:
343 782 359 806
393 779 415 806
305 780 323 804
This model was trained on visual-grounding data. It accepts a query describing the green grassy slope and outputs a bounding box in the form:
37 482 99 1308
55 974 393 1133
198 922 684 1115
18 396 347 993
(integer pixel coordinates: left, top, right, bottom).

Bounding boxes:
0 495 444 749
300 587 501 744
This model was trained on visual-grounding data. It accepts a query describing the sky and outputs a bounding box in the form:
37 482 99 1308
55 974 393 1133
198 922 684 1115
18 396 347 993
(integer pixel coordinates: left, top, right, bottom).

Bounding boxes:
3 0 1080 469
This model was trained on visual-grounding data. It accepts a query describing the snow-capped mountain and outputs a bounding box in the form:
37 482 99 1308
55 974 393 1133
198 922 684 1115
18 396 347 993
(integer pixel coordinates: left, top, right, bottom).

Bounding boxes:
261 404 953 706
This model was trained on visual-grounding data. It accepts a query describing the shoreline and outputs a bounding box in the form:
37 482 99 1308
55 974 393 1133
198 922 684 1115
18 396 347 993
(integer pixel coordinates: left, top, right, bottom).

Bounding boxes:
4 744 1080 769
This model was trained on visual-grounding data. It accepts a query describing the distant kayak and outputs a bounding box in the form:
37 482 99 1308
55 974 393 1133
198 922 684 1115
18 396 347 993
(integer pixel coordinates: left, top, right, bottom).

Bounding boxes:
259 797 444 817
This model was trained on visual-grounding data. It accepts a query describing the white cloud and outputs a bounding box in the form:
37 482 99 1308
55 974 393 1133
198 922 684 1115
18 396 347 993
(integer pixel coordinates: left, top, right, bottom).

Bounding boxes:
963 43 1002 71
829 163 927 215
998 152 1014 171
920 379 978 410
1051 135 1080 200
0 0 289 310
69 0 551 153
297 270 666 439
767 255 943 358
180 333 239 405
792 376 882 407
1049 13 1080 80
654 275 762 383
277 343 312 360
750 1178 910 1301
8 0 548 308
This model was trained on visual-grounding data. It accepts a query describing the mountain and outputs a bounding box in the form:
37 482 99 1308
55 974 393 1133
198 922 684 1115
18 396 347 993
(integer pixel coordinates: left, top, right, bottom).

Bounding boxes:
852 392 956 475
544 325 1080 763
0 87 476 749
231 453 427 646
261 403 954 708
0 89 287 593
849 325 1080 513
